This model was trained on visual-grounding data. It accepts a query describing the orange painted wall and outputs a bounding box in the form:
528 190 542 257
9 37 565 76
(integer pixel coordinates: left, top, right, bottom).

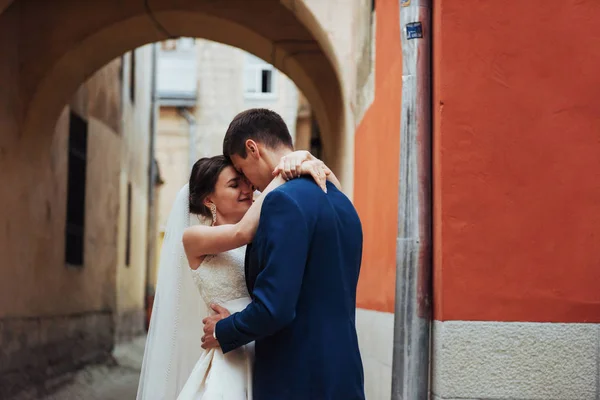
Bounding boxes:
434 0 600 323
354 0 402 313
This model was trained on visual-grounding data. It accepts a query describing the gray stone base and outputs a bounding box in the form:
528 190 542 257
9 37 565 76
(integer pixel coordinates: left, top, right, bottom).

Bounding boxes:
356 308 394 400
0 311 114 399
433 320 598 399
115 308 145 343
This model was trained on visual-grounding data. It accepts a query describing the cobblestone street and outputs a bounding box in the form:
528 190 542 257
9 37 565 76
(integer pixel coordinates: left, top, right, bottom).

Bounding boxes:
41 336 145 400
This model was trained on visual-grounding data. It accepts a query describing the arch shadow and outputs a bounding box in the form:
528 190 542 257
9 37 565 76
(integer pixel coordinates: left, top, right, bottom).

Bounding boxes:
17 0 345 169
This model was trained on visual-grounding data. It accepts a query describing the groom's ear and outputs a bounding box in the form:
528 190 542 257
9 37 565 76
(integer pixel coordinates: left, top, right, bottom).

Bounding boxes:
245 139 260 160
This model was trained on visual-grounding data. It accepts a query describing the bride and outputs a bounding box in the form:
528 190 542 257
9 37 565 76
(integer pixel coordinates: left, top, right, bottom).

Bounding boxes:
136 150 340 400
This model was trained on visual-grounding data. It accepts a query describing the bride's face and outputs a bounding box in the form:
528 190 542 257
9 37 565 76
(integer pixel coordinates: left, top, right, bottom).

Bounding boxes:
208 166 253 224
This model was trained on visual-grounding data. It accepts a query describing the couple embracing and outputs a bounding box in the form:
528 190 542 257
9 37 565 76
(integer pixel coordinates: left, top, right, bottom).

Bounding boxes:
137 109 365 400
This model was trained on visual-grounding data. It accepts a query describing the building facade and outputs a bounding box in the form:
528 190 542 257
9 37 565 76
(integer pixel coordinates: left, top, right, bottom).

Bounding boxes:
0 42 153 397
355 1 600 399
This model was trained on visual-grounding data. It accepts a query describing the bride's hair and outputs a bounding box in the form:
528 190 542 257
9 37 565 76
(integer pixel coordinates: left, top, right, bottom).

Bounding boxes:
189 155 232 217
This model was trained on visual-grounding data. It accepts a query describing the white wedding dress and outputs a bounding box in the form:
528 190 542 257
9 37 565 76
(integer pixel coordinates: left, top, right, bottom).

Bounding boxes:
136 185 253 400
177 246 254 400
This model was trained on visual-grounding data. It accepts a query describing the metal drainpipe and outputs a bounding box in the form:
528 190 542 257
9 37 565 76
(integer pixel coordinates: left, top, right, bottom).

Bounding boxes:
145 43 159 330
391 0 433 399
177 107 197 172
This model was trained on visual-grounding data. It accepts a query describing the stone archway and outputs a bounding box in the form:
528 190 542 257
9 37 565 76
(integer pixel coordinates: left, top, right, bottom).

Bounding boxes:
14 0 344 171
0 0 13 15
0 2 347 395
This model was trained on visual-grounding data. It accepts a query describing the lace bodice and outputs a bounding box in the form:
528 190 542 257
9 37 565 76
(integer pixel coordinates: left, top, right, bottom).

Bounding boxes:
190 246 249 306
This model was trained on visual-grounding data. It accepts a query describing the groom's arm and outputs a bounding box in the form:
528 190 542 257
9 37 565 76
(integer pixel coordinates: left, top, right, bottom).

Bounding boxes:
215 190 310 354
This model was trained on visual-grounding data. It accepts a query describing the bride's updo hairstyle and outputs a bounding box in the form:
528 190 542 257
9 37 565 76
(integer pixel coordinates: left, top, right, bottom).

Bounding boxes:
189 155 232 218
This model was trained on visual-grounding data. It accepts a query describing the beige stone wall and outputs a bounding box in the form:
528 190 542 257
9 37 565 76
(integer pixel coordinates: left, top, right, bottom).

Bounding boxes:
156 107 189 232
0 6 152 394
115 45 153 341
295 94 313 151
303 0 365 197
0 10 119 392
0 9 119 320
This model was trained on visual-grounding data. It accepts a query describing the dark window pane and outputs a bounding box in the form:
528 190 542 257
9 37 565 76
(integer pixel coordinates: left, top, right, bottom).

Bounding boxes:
125 183 133 266
130 51 136 103
65 111 87 267
261 69 272 93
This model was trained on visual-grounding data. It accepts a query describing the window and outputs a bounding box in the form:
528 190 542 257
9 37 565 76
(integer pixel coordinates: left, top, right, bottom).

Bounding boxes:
125 182 133 267
244 54 276 97
129 50 136 103
65 111 88 267
157 38 198 104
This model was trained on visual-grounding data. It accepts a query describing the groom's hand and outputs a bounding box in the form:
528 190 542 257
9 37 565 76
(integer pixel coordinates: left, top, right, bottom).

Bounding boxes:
201 304 231 349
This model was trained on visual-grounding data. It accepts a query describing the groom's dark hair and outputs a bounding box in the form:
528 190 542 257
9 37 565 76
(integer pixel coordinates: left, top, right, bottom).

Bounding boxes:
223 108 293 159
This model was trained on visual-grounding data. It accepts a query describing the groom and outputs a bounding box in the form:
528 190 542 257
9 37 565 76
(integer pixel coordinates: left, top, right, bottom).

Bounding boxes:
202 108 365 400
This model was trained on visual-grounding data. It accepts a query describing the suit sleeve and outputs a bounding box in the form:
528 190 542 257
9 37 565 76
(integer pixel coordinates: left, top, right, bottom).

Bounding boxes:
215 190 310 353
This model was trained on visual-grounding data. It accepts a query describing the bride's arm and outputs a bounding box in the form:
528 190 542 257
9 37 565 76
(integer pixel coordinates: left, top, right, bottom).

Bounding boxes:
182 152 332 264
183 175 286 263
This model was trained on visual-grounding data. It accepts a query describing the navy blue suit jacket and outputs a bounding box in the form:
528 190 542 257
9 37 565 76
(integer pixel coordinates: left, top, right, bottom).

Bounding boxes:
215 178 365 400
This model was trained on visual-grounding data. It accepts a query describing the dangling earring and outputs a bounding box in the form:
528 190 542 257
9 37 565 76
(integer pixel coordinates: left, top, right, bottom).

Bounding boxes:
209 203 217 226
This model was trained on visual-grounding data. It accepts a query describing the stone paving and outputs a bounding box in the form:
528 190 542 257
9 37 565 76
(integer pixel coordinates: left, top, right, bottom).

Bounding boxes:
41 336 146 400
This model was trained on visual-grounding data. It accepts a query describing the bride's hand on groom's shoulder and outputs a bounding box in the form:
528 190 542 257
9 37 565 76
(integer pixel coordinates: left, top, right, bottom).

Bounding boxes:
272 150 313 180
272 151 330 192
299 160 330 193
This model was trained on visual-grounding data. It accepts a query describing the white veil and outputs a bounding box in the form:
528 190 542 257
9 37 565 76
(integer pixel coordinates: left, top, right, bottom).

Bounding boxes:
137 184 210 400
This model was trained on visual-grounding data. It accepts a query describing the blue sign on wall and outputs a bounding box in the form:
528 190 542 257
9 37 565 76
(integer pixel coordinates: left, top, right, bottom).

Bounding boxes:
406 22 423 40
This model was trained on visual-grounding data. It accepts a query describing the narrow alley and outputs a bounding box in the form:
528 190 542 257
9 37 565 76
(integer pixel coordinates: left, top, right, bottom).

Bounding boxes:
38 337 146 400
